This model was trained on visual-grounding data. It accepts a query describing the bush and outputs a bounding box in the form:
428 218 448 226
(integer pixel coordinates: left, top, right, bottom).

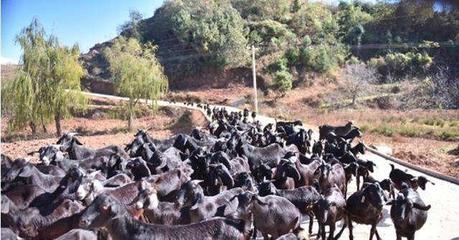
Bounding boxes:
346 56 361 65
300 44 347 73
273 70 293 93
375 96 394 109
368 51 433 82
167 0 248 69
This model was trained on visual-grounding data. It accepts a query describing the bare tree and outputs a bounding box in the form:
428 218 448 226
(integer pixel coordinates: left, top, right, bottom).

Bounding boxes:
340 63 377 106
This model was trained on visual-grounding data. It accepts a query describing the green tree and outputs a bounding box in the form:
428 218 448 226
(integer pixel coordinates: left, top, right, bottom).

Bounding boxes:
273 70 293 94
337 2 373 44
170 0 248 69
104 37 168 130
118 10 144 41
2 19 86 136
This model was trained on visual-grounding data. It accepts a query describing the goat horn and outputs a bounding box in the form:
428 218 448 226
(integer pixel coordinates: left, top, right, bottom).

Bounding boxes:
67 132 79 137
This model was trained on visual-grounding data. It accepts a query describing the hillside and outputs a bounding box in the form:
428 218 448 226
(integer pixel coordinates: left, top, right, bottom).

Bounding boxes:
1 64 19 83
80 0 459 96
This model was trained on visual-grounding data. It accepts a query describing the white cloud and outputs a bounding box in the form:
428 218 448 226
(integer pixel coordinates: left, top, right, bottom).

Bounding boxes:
1 56 18 65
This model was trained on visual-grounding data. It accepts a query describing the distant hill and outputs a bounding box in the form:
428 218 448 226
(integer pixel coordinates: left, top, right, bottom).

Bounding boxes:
79 0 459 92
1 64 19 83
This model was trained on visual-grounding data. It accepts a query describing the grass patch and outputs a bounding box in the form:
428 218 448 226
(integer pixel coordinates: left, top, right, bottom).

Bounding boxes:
369 124 394 137
364 120 459 141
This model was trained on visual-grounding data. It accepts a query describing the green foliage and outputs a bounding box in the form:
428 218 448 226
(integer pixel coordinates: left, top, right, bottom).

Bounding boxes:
168 0 248 69
104 37 168 130
346 56 361 65
337 2 373 44
290 3 339 43
231 0 291 22
118 10 144 41
285 48 300 66
248 20 296 48
2 19 86 135
299 44 347 73
268 57 289 74
368 51 433 81
273 70 293 93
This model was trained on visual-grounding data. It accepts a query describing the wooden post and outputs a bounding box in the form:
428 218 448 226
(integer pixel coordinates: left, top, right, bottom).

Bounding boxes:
252 45 258 114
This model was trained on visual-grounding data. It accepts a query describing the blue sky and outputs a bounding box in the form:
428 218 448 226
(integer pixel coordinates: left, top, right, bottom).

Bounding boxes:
1 0 164 64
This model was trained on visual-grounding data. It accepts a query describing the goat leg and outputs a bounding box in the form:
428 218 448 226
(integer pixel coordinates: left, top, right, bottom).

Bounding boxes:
308 213 314 234
251 226 257 240
348 217 354 240
262 233 269 240
335 217 346 240
328 223 335 240
369 224 376 240
320 224 326 240
374 227 382 240
356 174 361 191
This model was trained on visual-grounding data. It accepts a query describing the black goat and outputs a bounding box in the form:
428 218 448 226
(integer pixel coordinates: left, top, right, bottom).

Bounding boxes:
79 194 249 240
387 184 431 240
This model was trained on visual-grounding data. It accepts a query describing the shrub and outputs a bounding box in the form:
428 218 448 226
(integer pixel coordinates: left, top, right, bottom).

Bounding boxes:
368 51 433 82
375 96 394 109
346 56 361 65
273 70 293 93
300 44 346 73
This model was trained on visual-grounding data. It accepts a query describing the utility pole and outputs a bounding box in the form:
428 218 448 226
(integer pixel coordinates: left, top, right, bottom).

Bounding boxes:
252 45 258 114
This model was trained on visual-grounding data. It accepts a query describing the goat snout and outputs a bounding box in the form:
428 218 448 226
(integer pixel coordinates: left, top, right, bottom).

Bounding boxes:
135 201 144 210
76 186 88 200
79 218 91 228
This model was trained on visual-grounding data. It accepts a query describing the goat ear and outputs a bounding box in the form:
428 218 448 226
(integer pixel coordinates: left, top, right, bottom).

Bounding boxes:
101 203 110 211
413 203 431 211
74 138 83 145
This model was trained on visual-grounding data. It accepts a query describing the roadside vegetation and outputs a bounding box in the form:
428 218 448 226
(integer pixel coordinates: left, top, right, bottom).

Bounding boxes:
104 37 168 130
2 19 168 136
2 19 86 136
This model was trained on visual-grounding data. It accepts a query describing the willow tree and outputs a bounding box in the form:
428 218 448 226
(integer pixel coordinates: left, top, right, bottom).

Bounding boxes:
104 37 168 130
2 19 86 136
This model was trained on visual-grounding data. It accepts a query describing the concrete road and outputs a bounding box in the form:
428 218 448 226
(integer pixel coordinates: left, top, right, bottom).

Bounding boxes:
82 91 459 240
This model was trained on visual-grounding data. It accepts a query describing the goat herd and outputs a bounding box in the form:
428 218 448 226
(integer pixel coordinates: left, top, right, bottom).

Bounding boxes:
1 105 434 240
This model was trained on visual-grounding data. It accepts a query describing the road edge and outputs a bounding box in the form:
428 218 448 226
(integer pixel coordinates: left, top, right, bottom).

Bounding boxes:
365 145 459 185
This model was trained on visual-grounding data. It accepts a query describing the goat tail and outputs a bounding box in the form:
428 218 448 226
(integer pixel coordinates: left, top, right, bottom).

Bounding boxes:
389 163 395 171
